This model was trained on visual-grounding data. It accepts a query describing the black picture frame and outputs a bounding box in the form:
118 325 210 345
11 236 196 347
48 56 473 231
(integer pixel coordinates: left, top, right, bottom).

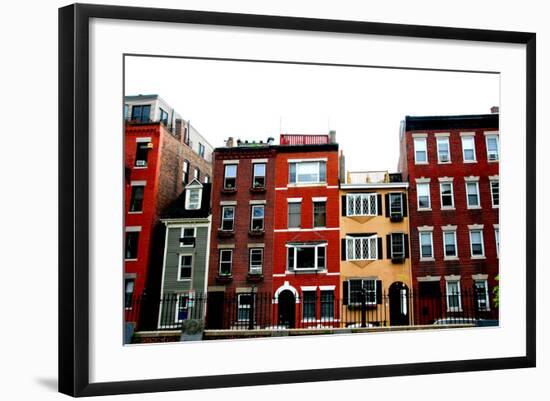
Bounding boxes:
59 3 536 397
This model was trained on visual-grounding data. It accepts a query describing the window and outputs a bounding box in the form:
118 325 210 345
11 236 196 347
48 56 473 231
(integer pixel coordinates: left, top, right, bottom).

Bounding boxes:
159 107 169 125
221 206 235 231
204 175 210 184
182 160 189 184
124 279 134 308
124 104 129 120
320 290 335 320
178 255 193 280
287 243 326 271
446 280 462 312
490 180 499 207
419 232 433 259
252 163 266 188
198 142 205 158
125 232 139 260
349 279 377 305
443 231 457 258
461 136 476 162
469 229 485 257
193 168 200 181
250 205 265 231
288 161 326 184
346 235 378 260
389 193 403 216
390 233 405 259
176 294 189 322
313 201 326 228
249 248 263 274
417 183 431 209
129 185 144 212
440 182 454 208
486 135 499 161
185 188 202 210
288 202 301 228
346 193 377 216
131 104 150 122
224 164 237 189
414 137 427 163
237 294 254 322
466 181 480 208
179 227 195 247
134 142 149 167
302 291 316 321
218 249 233 276
495 228 500 257
474 280 490 311
437 137 451 163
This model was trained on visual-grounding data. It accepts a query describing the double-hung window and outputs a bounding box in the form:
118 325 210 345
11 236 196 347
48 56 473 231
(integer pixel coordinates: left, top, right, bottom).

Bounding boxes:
437 137 451 163
446 280 462 312
224 164 238 189
485 134 499 161
288 201 301 228
182 160 189 184
461 135 476 162
495 228 500 257
252 163 266 188
474 280 490 311
288 161 326 184
320 290 335 320
348 279 377 305
237 294 254 322
302 291 316 321
178 255 193 280
346 235 378 260
443 230 458 259
287 242 326 271
125 231 139 260
414 137 427 163
347 193 377 216
389 193 403 217
179 227 195 247
175 294 189 323
490 180 499 207
124 279 134 308
390 233 405 259
249 248 263 274
221 206 235 231
469 229 485 257
250 205 265 231
417 182 431 210
466 181 480 208
419 231 433 259
313 201 326 228
129 185 145 212
185 188 202 210
134 142 149 167
440 182 454 209
219 249 233 276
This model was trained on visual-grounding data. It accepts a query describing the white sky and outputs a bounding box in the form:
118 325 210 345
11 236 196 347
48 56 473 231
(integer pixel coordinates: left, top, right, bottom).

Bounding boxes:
125 56 499 172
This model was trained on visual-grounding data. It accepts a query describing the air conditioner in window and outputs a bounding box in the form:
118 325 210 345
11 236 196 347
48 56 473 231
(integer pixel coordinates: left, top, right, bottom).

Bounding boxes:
440 155 449 162
488 153 498 161
135 160 146 167
146 142 154 149
179 237 195 247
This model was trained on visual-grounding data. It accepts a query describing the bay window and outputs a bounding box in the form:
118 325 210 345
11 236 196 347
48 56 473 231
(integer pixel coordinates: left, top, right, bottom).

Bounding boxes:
287 242 327 271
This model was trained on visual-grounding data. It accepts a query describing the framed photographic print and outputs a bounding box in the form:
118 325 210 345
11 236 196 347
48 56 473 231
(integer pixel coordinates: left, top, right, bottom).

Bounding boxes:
58 3 536 397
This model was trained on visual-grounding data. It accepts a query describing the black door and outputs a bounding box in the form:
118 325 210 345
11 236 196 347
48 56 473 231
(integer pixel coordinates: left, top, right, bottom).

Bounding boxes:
206 292 225 329
389 282 410 326
418 281 442 324
278 290 295 328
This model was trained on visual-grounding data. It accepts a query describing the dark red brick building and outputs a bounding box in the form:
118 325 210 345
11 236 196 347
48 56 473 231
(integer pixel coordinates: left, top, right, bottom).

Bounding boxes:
398 113 500 324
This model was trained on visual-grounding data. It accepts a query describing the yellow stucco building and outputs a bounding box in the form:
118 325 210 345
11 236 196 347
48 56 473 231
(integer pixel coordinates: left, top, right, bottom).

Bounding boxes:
339 171 413 327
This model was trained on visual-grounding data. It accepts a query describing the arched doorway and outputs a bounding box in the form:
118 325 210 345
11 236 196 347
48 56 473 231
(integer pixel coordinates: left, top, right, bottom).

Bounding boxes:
389 282 410 326
278 290 296 328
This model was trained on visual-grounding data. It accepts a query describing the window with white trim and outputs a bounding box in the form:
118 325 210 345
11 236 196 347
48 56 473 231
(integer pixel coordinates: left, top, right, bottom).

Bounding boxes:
178 255 193 280
287 243 326 271
288 161 326 184
182 160 190 184
440 182 454 208
185 187 202 210
288 201 301 228
349 279 377 305
490 180 499 207
419 232 433 259
469 229 485 257
125 231 139 260
461 136 476 162
346 235 378 260
486 135 499 161
224 164 237 189
249 248 263 274
390 233 405 259
237 294 254 322
179 227 196 247
320 290 334 320
443 231 457 258
252 163 266 188
474 280 490 311
495 228 500 257
218 249 233 276
313 201 326 228
446 280 462 312
437 137 451 163
414 137 427 163
346 193 377 216
302 291 316 321
389 193 403 216
466 182 480 208
221 206 235 231
250 205 265 231
134 142 149 167
124 279 134 308
129 185 145 212
175 294 189 322
417 183 431 209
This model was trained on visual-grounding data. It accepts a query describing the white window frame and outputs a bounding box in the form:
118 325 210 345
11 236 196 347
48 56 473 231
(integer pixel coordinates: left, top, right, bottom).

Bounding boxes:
445 280 462 312
185 187 202 210
494 227 500 258
179 227 196 248
250 205 265 231
346 193 378 216
252 163 266 188
237 294 254 322
249 248 263 274
419 231 434 260
220 206 235 231
390 233 405 259
287 201 302 229
443 230 458 259
417 182 431 210
485 134 500 162
474 279 491 311
320 290 335 320
286 243 327 271
461 135 477 162
465 181 481 209
289 161 326 185
413 137 428 164
490 180 499 208
175 293 190 323
469 229 485 258
302 290 317 322
177 254 193 281
218 249 233 276
223 164 238 189
389 193 404 216
346 235 378 261
436 137 451 163
439 182 455 209
313 200 327 228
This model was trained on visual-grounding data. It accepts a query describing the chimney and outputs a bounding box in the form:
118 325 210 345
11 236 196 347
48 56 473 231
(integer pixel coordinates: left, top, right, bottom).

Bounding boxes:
267 137 275 145
339 150 346 184
329 130 337 144
490 106 499 114
174 119 183 142
226 137 234 148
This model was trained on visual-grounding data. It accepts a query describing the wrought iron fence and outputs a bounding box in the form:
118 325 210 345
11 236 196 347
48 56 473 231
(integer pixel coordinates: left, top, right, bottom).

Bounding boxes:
125 289 498 332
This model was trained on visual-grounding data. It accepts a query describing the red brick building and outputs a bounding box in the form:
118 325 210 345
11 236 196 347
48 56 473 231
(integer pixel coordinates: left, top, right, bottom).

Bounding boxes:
206 138 277 329
398 113 500 324
272 133 341 328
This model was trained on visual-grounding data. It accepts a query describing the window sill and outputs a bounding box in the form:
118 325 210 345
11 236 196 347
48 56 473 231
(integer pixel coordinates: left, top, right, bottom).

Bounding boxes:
414 161 429 165
221 188 237 194
463 160 477 164
250 186 266 193
216 275 233 283
487 159 499 163
420 257 435 262
248 230 265 237
492 205 500 209
125 258 138 262
437 161 452 164
128 211 143 214
287 269 327 274
287 183 327 188
217 230 235 238
441 207 455 211
471 255 487 260
177 278 192 282
133 166 148 169
444 256 459 261
417 208 432 212
446 309 463 313
467 206 482 210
